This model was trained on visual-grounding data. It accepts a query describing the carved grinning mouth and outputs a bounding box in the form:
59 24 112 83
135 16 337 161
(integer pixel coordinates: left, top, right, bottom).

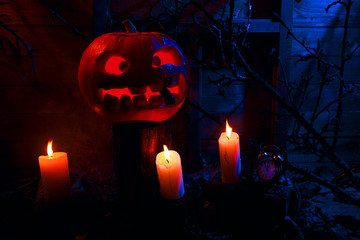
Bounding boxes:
97 74 183 110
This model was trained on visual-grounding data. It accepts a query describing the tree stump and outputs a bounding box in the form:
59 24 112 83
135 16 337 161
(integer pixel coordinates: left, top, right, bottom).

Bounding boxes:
112 121 171 207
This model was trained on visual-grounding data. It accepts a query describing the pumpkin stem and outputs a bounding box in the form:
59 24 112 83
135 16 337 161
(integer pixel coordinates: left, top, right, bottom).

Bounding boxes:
122 19 138 33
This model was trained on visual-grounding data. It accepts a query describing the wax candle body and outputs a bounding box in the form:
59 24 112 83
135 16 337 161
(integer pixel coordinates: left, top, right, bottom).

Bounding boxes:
156 150 185 200
218 132 241 184
38 152 70 202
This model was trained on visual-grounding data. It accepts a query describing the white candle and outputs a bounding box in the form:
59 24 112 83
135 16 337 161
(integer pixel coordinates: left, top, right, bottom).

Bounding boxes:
156 145 185 200
38 140 70 202
218 120 241 184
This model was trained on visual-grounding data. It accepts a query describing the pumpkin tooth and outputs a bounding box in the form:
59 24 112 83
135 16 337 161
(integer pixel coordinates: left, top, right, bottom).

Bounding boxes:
128 86 147 95
148 95 163 108
103 93 119 109
133 94 147 107
119 95 132 108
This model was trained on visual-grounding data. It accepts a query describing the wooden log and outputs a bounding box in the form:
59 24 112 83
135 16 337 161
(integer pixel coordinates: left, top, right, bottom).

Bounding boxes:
112 121 171 206
112 121 171 175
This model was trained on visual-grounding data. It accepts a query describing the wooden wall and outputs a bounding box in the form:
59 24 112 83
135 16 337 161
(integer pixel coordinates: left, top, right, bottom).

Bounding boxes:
0 0 113 185
284 0 360 172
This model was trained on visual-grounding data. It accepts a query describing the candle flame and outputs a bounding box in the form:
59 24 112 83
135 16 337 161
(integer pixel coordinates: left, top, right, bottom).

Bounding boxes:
47 140 53 157
226 120 232 139
163 145 170 163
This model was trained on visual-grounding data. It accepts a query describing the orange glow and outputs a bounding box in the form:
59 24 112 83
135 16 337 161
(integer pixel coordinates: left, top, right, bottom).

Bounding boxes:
226 120 232 139
47 140 53 157
163 145 170 163
101 85 179 100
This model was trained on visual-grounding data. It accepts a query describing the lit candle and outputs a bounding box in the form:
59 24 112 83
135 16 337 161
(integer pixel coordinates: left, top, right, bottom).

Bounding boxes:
156 145 185 200
218 120 241 184
38 140 70 202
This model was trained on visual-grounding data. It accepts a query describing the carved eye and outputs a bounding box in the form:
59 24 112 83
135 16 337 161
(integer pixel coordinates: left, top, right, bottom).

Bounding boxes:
104 56 129 75
97 51 129 75
152 46 183 68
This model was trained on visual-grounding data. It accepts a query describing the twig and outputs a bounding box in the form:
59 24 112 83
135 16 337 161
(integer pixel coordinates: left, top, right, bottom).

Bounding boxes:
310 64 330 125
325 0 348 12
344 43 360 63
185 99 223 126
295 73 312 112
228 0 234 29
208 73 247 95
0 20 38 83
313 93 347 120
240 0 251 49
285 161 360 207
38 0 92 43
273 12 341 70
331 0 353 149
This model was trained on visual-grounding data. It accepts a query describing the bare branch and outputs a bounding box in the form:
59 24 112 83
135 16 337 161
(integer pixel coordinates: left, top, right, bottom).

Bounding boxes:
285 161 360 207
185 99 223 126
313 93 347 120
208 74 247 95
344 42 360 63
38 0 92 43
273 12 341 70
325 0 348 12
0 20 38 83
331 0 353 149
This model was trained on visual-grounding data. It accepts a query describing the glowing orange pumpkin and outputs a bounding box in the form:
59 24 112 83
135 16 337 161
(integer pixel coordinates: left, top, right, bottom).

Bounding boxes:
78 20 188 122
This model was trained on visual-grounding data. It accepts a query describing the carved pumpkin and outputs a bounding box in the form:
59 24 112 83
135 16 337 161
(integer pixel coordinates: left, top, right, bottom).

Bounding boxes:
78 20 188 123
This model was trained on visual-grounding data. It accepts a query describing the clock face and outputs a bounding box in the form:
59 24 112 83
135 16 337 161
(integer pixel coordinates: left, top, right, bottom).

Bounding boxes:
257 160 276 181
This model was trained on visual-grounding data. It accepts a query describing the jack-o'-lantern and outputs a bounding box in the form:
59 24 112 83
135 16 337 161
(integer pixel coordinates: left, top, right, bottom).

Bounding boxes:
78 20 188 122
